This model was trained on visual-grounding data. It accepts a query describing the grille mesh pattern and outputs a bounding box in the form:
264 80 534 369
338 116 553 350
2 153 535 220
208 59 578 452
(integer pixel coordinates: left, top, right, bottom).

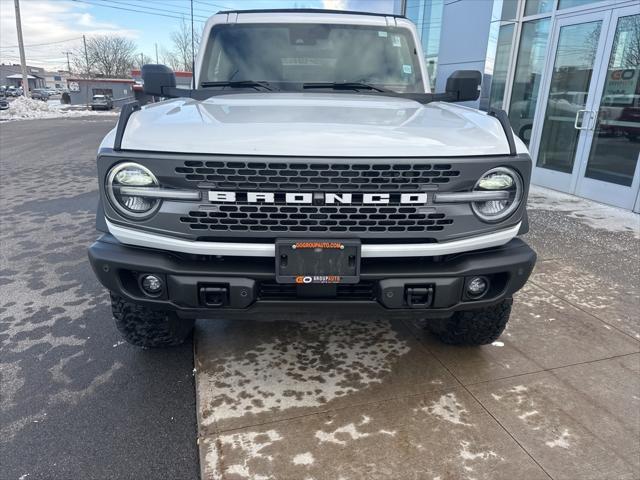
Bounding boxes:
180 205 454 233
175 161 460 191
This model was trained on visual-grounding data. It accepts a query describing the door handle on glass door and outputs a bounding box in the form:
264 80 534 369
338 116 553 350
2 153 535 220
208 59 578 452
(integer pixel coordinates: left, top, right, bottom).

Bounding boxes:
574 109 589 130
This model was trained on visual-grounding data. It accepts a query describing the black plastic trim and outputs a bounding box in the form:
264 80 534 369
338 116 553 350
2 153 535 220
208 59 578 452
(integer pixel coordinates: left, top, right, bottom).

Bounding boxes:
88 234 536 319
518 209 529 235
113 101 140 151
488 109 517 156
158 85 455 103
219 8 406 18
96 198 108 233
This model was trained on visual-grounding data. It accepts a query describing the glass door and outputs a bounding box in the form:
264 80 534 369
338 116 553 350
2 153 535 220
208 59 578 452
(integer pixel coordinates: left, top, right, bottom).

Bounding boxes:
530 11 611 192
575 8 640 210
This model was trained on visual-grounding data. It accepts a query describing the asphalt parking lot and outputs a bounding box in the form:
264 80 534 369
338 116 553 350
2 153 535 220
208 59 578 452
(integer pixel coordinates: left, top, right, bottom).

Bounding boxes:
0 118 198 480
1 117 639 480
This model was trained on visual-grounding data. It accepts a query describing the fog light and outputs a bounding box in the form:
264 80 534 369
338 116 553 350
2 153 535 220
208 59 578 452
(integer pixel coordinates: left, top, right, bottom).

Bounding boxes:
140 274 163 296
467 276 488 297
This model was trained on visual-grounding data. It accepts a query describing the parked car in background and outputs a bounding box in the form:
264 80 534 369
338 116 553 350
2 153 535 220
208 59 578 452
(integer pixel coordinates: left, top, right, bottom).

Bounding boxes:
31 89 49 101
45 88 58 96
6 87 20 97
91 94 113 110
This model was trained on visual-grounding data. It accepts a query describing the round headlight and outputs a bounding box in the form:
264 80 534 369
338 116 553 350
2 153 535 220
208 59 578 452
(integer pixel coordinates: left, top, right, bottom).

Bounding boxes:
472 167 523 222
106 162 160 219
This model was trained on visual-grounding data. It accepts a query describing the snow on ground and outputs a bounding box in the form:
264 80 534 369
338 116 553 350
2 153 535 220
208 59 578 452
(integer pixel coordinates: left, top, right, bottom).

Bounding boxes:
0 96 119 122
529 185 640 238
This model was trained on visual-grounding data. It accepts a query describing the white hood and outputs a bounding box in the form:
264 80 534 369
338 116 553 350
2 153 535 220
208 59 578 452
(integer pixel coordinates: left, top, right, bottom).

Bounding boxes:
118 93 521 157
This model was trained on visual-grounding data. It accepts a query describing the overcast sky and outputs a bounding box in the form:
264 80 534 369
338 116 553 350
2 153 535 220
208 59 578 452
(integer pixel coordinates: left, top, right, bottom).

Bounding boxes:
0 0 401 71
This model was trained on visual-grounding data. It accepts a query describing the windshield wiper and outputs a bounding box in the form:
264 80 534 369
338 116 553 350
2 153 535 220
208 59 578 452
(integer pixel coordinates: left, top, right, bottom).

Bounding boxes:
200 80 274 91
302 82 390 93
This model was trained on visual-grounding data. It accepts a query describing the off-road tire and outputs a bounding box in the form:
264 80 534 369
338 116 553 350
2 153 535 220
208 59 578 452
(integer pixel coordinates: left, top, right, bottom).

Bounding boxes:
427 299 512 345
110 294 194 348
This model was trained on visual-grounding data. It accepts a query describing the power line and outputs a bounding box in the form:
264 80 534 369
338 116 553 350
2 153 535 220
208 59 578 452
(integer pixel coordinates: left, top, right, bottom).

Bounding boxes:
128 0 217 15
70 0 206 21
92 0 210 20
94 0 209 20
0 36 83 50
193 0 233 10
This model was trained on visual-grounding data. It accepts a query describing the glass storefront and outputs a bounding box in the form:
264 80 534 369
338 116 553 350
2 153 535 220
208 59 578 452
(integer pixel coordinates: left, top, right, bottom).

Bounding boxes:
405 0 444 90
524 0 554 16
584 14 640 187
508 18 550 145
536 20 602 173
490 0 639 210
558 0 603 10
407 0 640 210
489 24 516 110
500 0 519 21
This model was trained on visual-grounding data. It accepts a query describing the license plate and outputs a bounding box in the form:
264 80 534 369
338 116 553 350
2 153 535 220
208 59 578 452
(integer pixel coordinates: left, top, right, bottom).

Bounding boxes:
275 239 361 284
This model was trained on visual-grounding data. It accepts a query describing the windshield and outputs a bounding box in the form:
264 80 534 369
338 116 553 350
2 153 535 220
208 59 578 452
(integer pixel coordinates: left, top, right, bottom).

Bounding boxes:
200 23 425 93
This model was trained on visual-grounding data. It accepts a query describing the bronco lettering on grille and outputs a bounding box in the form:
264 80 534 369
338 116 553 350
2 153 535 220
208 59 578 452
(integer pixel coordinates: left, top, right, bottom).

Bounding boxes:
207 191 429 205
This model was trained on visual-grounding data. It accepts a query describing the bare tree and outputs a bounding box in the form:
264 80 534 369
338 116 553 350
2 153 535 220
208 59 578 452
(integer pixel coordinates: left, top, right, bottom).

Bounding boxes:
133 52 155 70
618 15 640 68
72 45 93 77
582 16 639 69
160 46 182 72
73 35 137 78
166 19 202 72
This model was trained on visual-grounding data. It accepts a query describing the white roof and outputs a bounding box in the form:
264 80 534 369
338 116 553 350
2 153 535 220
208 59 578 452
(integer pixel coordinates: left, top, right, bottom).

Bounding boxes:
6 73 40 79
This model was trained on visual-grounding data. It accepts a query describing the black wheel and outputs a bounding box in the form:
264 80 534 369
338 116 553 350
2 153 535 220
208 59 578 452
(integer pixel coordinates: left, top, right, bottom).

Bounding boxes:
426 299 512 345
110 294 194 348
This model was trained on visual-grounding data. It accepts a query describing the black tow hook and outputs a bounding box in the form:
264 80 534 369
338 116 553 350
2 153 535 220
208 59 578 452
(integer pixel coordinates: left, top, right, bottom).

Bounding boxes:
199 286 229 307
405 285 434 308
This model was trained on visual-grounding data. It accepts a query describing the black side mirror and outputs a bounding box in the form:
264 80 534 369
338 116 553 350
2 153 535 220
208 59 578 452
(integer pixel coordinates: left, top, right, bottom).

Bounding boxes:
446 70 482 102
142 64 176 97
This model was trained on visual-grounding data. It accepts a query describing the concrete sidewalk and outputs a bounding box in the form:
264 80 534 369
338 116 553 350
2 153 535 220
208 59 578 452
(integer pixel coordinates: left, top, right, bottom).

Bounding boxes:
195 186 640 480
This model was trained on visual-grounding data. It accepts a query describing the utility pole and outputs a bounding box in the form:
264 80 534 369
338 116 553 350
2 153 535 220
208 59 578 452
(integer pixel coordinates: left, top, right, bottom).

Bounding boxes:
83 34 90 107
155 43 158 64
190 0 195 74
62 51 72 73
82 35 90 77
13 0 30 98
140 52 144 69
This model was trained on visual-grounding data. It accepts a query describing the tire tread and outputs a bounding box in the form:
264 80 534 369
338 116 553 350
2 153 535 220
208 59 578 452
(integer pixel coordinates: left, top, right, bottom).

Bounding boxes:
428 299 512 345
111 294 193 348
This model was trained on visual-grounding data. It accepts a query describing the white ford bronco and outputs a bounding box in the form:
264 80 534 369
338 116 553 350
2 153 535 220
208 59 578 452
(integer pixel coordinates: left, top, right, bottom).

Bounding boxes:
88 9 536 348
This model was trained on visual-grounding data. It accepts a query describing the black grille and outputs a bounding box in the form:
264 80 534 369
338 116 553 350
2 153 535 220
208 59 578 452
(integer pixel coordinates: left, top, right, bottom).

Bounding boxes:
258 281 376 300
180 204 454 233
175 161 460 191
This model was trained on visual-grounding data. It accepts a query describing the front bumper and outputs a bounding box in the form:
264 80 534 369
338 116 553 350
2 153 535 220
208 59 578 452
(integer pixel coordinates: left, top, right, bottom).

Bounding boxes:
88 234 536 320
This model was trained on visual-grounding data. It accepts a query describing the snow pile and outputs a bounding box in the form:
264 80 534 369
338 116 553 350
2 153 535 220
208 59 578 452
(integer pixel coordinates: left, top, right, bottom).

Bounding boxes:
0 96 119 122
